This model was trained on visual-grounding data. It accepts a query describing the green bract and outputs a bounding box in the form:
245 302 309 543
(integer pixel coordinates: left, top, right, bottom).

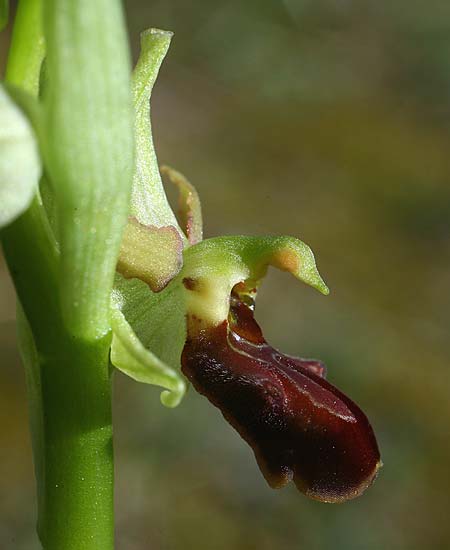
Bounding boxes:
0 86 41 227
43 0 134 338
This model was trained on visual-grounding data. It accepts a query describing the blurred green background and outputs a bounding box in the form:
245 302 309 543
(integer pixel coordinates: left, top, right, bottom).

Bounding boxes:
2 1 450 548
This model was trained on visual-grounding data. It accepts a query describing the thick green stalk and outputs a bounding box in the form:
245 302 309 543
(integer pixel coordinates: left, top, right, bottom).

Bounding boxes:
1 1 131 548
36 336 113 549
15 309 114 550
5 0 45 94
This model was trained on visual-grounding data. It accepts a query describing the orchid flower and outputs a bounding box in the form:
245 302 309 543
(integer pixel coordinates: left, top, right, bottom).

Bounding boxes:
110 28 381 502
1 3 382 546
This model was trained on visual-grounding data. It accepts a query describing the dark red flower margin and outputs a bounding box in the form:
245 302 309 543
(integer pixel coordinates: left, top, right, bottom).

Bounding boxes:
182 286 381 502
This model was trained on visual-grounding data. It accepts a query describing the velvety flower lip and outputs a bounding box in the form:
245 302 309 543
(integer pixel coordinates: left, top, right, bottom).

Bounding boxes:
182 289 381 503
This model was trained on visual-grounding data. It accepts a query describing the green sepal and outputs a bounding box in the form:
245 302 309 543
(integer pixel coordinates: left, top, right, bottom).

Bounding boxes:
0 85 41 228
111 274 186 407
131 28 182 233
116 29 188 296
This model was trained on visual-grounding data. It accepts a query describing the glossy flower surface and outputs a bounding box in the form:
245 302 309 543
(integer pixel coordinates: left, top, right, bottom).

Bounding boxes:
182 290 381 502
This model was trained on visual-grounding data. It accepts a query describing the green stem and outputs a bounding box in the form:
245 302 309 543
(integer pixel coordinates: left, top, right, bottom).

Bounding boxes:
2 195 59 340
2 1 115 548
3 207 114 550
5 0 45 94
16 310 114 550
37 336 114 549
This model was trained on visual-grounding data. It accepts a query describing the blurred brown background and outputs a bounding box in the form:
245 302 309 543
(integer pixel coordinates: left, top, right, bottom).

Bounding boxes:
2 1 450 548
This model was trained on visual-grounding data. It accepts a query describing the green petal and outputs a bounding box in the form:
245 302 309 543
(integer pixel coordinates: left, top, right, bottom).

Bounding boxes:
111 274 186 407
117 218 183 292
161 165 203 245
0 86 41 228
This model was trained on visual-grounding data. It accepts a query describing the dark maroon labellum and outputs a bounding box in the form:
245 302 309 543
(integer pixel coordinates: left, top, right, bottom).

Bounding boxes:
181 292 381 502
